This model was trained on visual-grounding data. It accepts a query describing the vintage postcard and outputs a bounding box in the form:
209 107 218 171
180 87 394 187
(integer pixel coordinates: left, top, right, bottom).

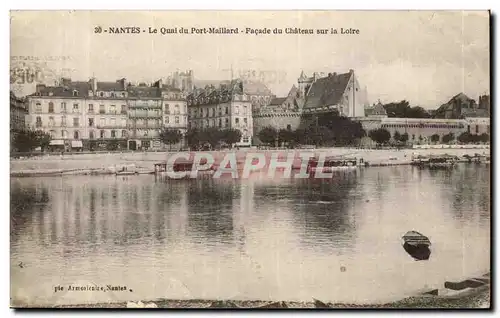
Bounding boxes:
10 10 491 309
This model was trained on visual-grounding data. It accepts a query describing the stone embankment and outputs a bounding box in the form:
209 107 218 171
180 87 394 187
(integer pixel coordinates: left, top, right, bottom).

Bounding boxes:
10 147 490 177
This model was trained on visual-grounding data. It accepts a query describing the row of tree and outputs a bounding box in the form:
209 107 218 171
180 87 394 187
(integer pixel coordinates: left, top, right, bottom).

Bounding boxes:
366 128 489 145
258 114 367 147
11 129 52 153
382 100 432 118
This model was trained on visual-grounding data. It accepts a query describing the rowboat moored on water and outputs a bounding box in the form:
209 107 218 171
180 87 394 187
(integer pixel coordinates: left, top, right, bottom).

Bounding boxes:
402 230 431 261
306 156 358 174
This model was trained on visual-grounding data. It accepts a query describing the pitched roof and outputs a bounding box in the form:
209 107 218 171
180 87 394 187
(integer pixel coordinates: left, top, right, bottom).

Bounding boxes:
303 72 352 109
127 86 161 98
372 102 387 116
269 97 286 106
96 81 124 91
30 81 91 97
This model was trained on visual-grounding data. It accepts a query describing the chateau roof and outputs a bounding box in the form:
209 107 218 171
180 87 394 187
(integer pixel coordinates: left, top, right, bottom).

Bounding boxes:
303 72 352 109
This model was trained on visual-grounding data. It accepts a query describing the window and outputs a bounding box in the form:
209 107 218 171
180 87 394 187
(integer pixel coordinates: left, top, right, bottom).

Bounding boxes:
235 118 240 125
49 130 56 138
100 118 106 127
111 93 115 98
287 124 291 130
35 116 42 127
165 116 169 124
99 104 105 114
174 105 180 115
212 108 215 117
164 104 170 114
73 90 78 97
73 117 79 127
476 125 479 134
48 102 54 113
111 118 116 127
235 106 240 115
243 118 248 125
100 92 104 97
226 118 229 125
62 130 68 138
175 116 179 124
35 103 42 113
219 119 222 128
243 106 247 115
100 130 105 139
48 116 55 127
74 131 80 139
225 107 229 115
144 130 148 137
184 105 187 113
121 118 127 127
121 105 127 114
121 130 127 138
61 116 67 127
89 131 94 139
61 102 67 113
88 104 94 113
110 105 116 114
73 103 79 113
111 130 116 138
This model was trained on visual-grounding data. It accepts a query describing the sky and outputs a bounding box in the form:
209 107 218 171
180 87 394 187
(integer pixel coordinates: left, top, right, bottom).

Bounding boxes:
10 11 490 108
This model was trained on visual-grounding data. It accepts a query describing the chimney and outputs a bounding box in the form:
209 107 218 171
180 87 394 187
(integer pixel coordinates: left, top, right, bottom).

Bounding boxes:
89 77 97 92
61 78 71 86
36 84 46 93
349 69 354 74
119 78 128 90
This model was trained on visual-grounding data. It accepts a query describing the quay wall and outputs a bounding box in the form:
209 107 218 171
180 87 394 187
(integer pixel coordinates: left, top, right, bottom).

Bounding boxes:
10 147 490 175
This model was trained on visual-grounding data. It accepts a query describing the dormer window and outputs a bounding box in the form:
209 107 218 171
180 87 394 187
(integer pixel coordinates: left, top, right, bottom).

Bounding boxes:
73 90 79 96
100 92 104 97
49 92 53 96
111 93 115 98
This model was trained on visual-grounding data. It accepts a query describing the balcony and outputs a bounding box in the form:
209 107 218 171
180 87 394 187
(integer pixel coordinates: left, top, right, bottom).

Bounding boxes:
129 112 162 119
96 125 128 129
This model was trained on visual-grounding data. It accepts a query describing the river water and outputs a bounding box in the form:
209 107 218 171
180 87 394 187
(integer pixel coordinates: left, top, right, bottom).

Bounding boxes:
10 165 490 306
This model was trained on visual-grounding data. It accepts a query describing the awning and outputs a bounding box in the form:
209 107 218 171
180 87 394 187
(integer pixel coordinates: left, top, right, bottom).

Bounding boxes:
71 140 83 148
49 140 64 146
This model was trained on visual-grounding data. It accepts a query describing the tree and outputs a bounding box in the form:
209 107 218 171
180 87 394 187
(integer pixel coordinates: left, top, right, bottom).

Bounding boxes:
479 133 490 143
186 128 202 149
368 128 391 145
430 134 440 144
315 112 366 146
393 131 401 142
400 132 409 143
221 128 242 147
442 132 455 144
12 129 51 153
458 132 471 144
258 127 278 145
383 100 431 118
160 128 182 150
278 129 295 146
34 130 52 152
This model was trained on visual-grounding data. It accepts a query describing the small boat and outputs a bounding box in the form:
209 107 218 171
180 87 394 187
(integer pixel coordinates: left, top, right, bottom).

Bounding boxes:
402 230 431 261
313 298 331 308
115 164 138 176
234 301 288 309
307 156 358 174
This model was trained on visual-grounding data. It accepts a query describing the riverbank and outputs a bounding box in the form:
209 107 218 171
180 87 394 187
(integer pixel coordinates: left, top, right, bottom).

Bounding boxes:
10 147 490 177
14 272 490 309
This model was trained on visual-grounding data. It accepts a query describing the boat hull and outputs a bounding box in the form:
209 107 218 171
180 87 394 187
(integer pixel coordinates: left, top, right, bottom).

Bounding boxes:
403 242 431 260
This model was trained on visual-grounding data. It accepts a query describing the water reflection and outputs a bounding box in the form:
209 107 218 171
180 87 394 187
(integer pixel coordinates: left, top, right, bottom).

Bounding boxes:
10 165 491 305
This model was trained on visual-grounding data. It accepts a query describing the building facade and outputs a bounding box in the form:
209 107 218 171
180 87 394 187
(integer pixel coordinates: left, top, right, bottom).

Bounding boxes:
26 78 188 151
10 91 27 132
299 69 365 119
187 81 253 147
252 85 304 144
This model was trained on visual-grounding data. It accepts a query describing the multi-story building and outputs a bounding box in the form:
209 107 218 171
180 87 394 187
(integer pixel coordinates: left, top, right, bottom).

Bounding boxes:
126 80 187 150
10 91 27 132
26 77 188 151
187 80 253 147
